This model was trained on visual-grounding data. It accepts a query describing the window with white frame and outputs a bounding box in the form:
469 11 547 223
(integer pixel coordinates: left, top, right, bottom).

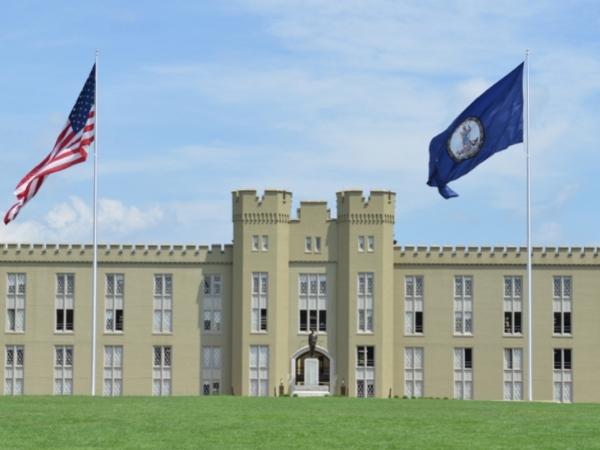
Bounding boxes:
367 235 374 252
314 237 321 253
153 274 173 333
305 236 312 253
503 348 523 400
261 235 269 251
4 345 24 395
203 274 222 333
251 272 268 332
405 276 424 334
356 345 375 397
103 346 123 396
55 274 74 332
454 276 473 334
202 346 221 395
357 235 365 252
553 276 572 335
299 274 327 332
6 273 25 332
54 346 73 395
357 273 374 333
553 348 572 403
252 235 259 251
404 347 423 398
454 348 473 400
105 274 124 332
249 345 269 396
504 276 522 334
152 346 171 396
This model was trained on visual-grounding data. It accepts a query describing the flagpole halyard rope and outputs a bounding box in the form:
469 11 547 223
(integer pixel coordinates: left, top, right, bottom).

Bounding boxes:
91 49 99 396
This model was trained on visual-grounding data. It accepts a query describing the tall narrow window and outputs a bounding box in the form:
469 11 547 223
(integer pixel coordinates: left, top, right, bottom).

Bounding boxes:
503 348 523 400
202 346 221 395
153 274 173 333
152 346 171 396
404 347 423 398
261 235 269 251
6 273 25 332
356 345 375 397
251 235 259 251
105 274 124 332
405 276 424 334
249 345 269 396
305 236 313 253
454 348 473 400
54 346 73 395
504 276 522 334
357 236 365 252
203 274 222 333
55 274 74 332
367 235 375 252
314 237 321 253
4 345 24 395
103 346 123 396
553 276 572 335
454 276 473 334
298 274 327 332
553 348 572 403
251 273 268 332
357 273 374 332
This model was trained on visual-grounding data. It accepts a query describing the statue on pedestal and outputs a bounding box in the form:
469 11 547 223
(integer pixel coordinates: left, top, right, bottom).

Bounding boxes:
308 329 317 357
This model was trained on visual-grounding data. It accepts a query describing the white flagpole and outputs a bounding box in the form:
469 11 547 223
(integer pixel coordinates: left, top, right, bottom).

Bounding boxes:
525 49 533 402
91 50 99 396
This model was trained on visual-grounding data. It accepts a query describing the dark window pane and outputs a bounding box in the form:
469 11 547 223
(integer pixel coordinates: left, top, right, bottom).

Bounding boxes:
318 310 327 332
564 313 571 334
464 348 472 369
203 383 210 395
554 349 561 369
514 312 522 333
309 310 317 331
415 312 423 333
56 310 64 330
366 346 374 367
260 309 267 331
66 310 74 331
299 310 307 331
116 310 124 331
504 312 512 333
553 312 562 334
357 347 365 367
564 349 572 370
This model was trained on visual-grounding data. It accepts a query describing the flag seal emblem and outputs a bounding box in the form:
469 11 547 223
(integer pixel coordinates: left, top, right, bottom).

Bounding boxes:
447 117 485 161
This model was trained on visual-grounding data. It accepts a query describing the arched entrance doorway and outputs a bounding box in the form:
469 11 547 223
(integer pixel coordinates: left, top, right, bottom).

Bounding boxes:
290 346 334 396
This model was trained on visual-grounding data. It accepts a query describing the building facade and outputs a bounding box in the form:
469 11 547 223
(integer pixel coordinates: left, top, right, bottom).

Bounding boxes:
2 189 598 402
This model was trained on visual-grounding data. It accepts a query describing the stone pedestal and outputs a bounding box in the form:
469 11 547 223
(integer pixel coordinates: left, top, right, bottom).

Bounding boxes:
304 358 319 387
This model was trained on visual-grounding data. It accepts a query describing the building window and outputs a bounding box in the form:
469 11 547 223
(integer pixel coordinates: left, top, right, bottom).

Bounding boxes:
504 276 522 334
153 274 173 333
299 274 327 332
203 274 222 333
314 237 321 253
454 348 473 400
54 346 73 395
4 345 24 395
305 237 312 253
249 345 269 396
55 274 74 332
252 235 259 251
404 347 423 398
405 276 424 334
553 348 572 403
503 348 523 400
103 346 123 396
251 273 268 332
202 346 221 395
261 235 269 251
105 274 124 332
553 276 572 335
367 235 375 252
152 346 171 396
454 276 473 335
6 273 25 332
357 273 374 332
358 235 365 252
356 346 375 397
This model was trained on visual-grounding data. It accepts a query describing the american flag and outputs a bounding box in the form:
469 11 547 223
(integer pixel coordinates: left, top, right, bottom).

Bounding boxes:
4 65 96 224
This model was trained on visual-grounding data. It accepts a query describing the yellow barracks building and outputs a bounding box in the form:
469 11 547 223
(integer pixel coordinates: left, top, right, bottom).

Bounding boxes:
2 189 596 402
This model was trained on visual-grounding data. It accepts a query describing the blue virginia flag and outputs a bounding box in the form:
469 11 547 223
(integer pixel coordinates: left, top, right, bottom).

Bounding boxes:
427 63 524 198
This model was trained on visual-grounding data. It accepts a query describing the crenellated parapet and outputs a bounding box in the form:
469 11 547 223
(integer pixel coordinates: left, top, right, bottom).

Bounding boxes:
291 201 331 224
395 245 600 266
0 243 233 265
336 190 395 224
232 189 292 224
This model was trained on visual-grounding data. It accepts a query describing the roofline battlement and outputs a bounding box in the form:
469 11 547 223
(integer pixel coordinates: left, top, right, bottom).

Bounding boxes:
232 189 292 224
336 190 395 224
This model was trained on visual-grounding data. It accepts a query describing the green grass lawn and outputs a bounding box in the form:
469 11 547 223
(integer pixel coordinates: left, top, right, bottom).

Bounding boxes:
1 397 599 449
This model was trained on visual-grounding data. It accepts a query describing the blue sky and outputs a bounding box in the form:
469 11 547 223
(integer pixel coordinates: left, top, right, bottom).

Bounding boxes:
0 1 599 246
